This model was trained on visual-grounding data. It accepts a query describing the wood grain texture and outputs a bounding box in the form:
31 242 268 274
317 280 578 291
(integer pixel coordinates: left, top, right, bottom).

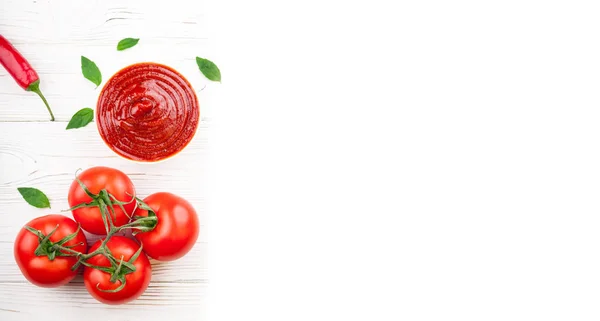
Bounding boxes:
0 0 218 122
0 0 211 319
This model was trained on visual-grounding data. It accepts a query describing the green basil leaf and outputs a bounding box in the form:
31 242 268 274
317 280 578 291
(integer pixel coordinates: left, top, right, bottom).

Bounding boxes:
17 187 50 209
66 108 94 130
117 38 140 51
196 57 221 82
81 56 102 87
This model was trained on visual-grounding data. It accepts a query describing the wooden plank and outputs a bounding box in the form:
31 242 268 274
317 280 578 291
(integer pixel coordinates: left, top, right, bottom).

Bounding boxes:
0 0 208 44
1 0 210 318
0 282 207 321
0 0 218 122
0 122 209 195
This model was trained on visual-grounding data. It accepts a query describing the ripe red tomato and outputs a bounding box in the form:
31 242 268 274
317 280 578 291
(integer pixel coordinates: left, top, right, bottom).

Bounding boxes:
134 192 199 261
68 166 136 235
14 214 87 287
83 236 151 305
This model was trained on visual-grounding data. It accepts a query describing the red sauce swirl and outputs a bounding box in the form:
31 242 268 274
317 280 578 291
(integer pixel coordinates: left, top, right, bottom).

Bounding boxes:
97 62 199 162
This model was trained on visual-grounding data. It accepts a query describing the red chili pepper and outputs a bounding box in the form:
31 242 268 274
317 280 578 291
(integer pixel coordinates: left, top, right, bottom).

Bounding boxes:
0 35 55 121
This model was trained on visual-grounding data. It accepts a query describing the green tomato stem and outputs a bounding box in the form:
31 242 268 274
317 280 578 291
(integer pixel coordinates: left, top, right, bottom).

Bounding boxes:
51 244 84 257
62 176 147 291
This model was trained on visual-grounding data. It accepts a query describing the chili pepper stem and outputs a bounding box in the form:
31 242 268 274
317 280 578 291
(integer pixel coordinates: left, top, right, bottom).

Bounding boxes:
27 80 55 121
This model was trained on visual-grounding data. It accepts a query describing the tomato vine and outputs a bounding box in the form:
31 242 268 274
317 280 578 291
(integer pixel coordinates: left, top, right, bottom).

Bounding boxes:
23 174 157 293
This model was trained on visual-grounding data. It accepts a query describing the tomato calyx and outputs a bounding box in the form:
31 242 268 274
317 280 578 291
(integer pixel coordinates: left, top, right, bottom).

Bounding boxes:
118 197 158 235
66 173 157 234
66 174 136 223
24 224 84 261
80 244 144 293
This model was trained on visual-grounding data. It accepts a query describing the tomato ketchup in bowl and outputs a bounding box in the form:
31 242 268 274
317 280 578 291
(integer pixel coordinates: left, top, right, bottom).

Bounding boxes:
96 62 200 162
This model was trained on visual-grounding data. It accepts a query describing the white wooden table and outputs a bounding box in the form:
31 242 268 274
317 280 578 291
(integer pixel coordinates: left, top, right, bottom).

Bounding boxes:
0 1 212 319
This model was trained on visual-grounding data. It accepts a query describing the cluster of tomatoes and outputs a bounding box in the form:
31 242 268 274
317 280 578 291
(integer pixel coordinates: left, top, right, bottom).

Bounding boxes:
13 166 200 305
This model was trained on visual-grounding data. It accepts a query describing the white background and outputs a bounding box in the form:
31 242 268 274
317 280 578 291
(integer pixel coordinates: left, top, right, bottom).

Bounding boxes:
2 0 600 320
210 0 600 320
